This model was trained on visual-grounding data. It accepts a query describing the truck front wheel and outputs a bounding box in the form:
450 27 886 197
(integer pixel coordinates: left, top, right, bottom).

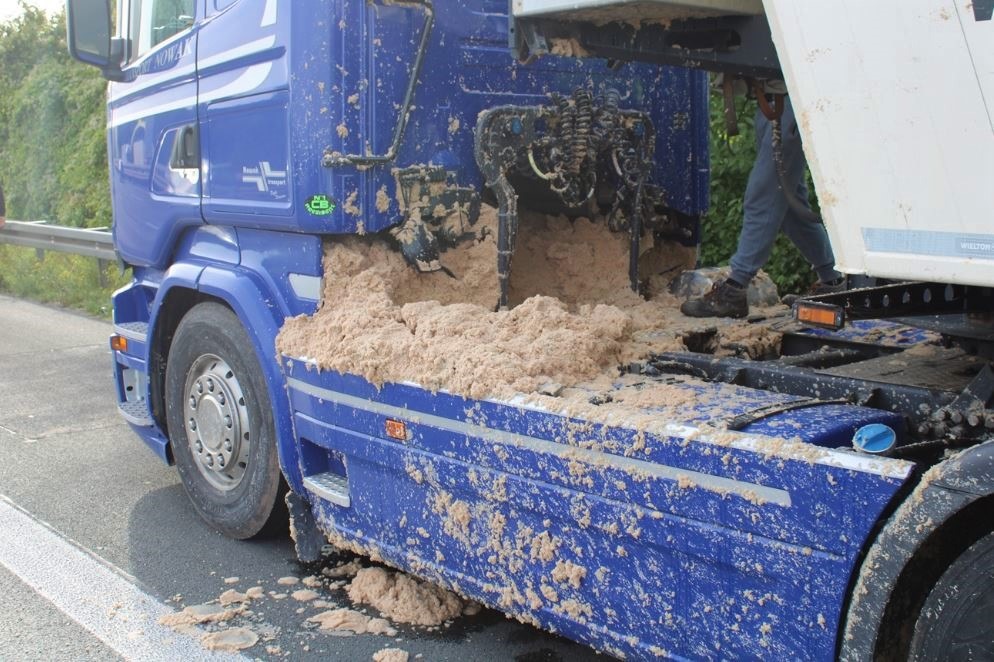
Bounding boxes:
165 302 286 539
910 530 994 660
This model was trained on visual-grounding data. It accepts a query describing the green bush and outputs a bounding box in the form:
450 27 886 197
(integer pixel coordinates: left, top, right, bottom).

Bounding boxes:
0 5 118 316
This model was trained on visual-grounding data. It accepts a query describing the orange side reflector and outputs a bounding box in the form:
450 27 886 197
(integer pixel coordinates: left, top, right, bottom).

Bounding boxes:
385 419 408 441
794 302 845 330
110 335 128 352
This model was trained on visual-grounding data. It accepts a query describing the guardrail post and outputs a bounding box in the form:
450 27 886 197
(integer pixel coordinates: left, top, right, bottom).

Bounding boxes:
97 259 110 288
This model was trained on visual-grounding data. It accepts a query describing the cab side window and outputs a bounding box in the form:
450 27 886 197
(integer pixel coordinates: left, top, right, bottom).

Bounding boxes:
130 0 196 59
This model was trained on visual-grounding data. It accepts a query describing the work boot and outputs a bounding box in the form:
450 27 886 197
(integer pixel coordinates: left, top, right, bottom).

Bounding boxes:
680 279 748 318
781 277 846 306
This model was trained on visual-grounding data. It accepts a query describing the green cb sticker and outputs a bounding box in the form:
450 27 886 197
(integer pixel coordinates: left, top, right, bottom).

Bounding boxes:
305 194 336 216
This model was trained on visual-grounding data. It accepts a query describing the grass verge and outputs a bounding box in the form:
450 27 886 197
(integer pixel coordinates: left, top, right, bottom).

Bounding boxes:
0 245 129 318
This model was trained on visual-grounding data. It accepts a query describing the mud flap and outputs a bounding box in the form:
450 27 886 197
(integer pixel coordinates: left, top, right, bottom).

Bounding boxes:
286 490 323 563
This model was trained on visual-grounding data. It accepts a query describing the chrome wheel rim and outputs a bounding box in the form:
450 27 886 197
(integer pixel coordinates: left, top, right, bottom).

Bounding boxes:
183 354 250 492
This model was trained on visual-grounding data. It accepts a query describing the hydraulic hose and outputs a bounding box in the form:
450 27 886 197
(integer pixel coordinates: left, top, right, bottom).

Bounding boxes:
770 117 823 225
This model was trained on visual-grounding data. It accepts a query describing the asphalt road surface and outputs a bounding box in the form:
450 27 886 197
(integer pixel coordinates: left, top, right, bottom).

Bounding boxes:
0 294 605 662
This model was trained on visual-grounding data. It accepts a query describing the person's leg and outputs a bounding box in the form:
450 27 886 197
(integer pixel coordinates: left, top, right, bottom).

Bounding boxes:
727 107 795 287
682 107 790 319
781 196 840 284
776 100 841 284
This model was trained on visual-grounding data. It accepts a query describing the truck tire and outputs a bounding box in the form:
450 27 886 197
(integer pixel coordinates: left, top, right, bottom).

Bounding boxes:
165 302 286 539
910 530 994 661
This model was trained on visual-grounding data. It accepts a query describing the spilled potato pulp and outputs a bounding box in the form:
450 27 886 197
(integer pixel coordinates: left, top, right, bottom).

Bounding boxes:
271 207 801 656
277 206 781 403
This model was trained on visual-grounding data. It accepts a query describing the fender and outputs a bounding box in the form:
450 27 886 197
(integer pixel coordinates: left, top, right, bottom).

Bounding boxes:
840 440 994 660
146 225 323 493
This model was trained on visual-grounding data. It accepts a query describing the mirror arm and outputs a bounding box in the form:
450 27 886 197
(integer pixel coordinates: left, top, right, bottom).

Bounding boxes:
102 66 127 82
109 37 126 62
102 38 127 82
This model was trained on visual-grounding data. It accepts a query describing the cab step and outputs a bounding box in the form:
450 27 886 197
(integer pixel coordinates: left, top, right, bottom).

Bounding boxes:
303 472 350 507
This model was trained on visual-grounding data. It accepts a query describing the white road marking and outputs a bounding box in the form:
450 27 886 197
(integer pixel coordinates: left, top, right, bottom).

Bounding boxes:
0 495 247 662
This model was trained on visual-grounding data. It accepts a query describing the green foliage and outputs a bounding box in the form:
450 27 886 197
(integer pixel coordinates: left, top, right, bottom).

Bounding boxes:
700 93 818 295
0 4 118 316
0 4 110 226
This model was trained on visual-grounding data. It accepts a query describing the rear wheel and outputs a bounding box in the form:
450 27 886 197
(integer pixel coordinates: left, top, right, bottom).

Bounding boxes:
165 302 286 539
910 530 994 660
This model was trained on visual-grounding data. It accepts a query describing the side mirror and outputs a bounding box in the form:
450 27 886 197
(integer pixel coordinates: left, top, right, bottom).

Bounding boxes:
65 0 125 81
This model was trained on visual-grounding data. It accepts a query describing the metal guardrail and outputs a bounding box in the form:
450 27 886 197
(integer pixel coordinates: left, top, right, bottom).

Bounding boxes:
0 220 116 261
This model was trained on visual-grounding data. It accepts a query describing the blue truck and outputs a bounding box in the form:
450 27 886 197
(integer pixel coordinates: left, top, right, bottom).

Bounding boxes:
66 0 994 659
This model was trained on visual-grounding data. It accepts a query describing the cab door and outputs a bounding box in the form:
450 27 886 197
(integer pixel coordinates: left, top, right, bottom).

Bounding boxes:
198 0 292 226
108 0 202 268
